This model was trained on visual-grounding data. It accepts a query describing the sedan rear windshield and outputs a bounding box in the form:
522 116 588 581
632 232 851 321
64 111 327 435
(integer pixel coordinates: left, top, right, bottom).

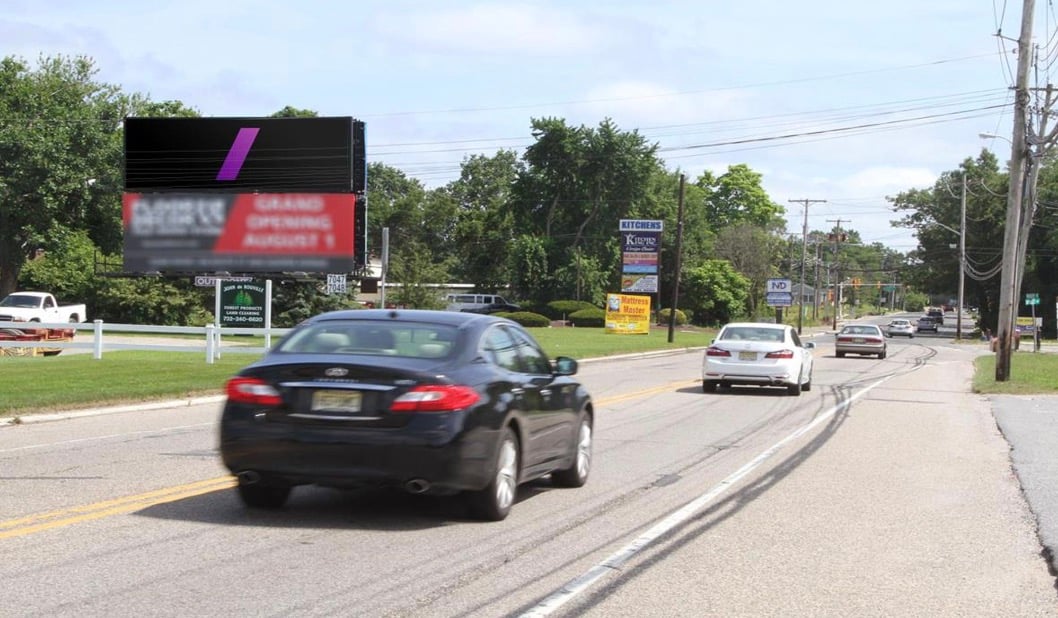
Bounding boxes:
720 327 785 342
276 322 458 359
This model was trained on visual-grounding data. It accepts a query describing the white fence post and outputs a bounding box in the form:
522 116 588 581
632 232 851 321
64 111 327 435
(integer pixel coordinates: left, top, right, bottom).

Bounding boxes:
93 319 104 359
205 324 215 364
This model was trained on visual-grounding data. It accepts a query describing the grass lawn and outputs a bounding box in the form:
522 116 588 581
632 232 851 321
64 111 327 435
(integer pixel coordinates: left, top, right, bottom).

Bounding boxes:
0 325 716 417
5 324 1048 418
973 350 1058 395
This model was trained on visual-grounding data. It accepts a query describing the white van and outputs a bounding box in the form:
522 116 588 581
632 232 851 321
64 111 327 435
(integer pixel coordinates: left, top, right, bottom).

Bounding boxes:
444 293 519 313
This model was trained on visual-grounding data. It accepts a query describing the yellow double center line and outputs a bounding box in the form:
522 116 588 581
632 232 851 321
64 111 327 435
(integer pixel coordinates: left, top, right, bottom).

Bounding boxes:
0 380 699 540
0 477 236 540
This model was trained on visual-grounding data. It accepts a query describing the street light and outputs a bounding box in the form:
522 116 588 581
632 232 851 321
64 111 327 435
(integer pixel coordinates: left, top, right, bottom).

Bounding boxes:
926 174 966 341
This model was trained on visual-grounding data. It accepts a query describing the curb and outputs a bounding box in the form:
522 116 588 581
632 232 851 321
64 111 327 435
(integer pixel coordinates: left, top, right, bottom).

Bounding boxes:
2 395 226 427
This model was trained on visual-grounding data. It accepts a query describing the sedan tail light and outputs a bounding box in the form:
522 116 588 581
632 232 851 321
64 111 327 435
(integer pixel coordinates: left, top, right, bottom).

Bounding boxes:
226 377 282 406
390 385 481 412
764 349 795 359
705 346 731 357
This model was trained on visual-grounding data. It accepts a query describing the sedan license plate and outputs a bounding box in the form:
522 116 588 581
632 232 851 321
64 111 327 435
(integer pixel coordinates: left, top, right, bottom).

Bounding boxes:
738 351 757 361
312 390 362 413
853 337 865 343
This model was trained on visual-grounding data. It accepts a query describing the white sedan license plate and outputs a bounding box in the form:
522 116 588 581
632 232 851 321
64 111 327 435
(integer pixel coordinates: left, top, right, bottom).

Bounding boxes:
738 351 757 361
312 390 362 413
853 337 865 343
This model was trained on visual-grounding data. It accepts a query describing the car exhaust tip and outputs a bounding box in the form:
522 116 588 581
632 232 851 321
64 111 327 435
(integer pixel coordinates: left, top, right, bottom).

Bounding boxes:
237 470 261 485
404 479 430 494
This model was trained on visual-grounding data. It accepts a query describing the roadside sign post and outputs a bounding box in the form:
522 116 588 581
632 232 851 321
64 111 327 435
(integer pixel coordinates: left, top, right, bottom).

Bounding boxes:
766 278 793 324
1026 293 1040 351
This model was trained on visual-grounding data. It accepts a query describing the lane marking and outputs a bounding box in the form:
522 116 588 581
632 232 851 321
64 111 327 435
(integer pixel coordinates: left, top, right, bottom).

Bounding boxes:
0 477 235 540
520 374 896 617
0 379 697 540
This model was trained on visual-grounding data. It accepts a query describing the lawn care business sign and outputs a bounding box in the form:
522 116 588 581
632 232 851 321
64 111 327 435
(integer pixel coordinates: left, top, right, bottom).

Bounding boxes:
219 280 266 327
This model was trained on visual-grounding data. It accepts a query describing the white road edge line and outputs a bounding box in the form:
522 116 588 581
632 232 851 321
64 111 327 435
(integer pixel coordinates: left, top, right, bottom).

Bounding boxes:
520 374 896 617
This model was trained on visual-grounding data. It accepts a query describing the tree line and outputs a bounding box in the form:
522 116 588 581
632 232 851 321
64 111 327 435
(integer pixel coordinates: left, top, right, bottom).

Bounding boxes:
5 54 1046 333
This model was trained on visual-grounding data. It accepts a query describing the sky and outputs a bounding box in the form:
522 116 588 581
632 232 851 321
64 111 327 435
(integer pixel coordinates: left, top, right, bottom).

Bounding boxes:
4 0 1045 253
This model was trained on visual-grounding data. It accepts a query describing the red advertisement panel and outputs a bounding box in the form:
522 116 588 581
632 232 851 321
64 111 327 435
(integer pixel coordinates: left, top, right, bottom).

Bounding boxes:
122 193 356 273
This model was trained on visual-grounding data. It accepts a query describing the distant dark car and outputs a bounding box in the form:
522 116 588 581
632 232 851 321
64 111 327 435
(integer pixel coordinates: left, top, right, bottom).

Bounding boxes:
220 309 593 521
461 302 521 315
917 316 938 333
927 308 944 325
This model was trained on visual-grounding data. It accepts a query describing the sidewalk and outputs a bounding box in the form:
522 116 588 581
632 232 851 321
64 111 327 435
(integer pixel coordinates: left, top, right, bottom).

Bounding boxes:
577 341 1058 615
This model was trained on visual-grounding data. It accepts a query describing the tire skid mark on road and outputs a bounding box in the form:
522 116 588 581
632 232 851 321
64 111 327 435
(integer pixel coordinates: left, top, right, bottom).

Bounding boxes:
518 343 956 617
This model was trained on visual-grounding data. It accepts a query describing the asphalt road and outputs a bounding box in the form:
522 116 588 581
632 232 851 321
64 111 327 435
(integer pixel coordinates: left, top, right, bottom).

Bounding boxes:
1 320 1056 616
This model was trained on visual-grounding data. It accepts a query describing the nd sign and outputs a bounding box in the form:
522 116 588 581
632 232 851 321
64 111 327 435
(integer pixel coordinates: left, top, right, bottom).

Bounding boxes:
767 278 791 293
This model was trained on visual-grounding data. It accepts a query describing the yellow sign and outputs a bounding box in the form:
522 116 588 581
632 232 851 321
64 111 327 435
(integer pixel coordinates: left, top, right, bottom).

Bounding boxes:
605 293 651 334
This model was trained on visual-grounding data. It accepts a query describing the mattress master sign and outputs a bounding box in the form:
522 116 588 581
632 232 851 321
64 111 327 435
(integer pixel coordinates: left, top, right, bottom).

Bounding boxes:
122 193 356 273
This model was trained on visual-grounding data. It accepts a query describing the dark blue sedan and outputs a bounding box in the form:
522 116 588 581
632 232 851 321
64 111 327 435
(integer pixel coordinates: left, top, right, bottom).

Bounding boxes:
219 309 593 521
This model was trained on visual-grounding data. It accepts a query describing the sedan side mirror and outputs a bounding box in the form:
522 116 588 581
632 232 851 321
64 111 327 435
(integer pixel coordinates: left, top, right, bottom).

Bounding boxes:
803 342 816 349
552 356 578 376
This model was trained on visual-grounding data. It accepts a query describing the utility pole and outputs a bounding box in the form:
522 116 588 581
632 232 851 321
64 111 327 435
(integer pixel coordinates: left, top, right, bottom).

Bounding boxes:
813 243 821 320
827 218 849 326
956 175 966 340
995 0 1034 381
789 198 826 334
667 175 685 343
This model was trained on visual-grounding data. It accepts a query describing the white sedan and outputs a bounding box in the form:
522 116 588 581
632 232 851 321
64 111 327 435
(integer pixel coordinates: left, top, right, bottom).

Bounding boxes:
886 318 915 338
702 322 816 396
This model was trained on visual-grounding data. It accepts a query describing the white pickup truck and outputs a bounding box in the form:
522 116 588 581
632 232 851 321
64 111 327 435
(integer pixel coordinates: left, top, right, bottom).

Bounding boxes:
0 291 87 324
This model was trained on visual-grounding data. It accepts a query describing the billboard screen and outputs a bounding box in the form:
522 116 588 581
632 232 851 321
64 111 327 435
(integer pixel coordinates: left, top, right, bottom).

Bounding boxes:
122 192 357 273
123 116 365 193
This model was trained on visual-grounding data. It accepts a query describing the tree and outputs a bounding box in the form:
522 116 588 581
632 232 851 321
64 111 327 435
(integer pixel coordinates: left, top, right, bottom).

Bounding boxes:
696 164 785 231
445 151 521 290
682 260 751 326
0 55 130 296
891 151 1006 330
365 162 455 306
715 224 785 319
510 117 662 304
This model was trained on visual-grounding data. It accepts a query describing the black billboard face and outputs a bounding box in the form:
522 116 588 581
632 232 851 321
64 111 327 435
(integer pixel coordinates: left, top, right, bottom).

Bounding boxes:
124 117 364 193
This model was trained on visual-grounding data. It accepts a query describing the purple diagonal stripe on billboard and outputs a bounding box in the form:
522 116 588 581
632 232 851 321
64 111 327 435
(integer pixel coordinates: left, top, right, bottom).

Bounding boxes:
216 127 260 181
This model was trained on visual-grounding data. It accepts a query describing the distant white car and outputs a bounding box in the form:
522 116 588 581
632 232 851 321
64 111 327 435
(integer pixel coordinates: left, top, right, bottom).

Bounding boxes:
702 322 815 396
886 318 914 338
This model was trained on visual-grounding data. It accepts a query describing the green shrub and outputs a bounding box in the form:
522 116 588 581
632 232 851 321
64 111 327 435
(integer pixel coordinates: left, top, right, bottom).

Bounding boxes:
569 307 606 328
497 311 551 327
546 300 600 320
657 308 688 325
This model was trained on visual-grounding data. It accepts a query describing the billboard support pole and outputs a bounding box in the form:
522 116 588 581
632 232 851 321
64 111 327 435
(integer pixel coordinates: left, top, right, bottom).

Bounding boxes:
265 279 273 350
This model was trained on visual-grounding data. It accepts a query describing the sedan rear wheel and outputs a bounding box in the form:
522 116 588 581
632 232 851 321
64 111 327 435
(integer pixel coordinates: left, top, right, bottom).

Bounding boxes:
787 382 802 396
468 427 519 521
702 380 718 393
552 416 592 488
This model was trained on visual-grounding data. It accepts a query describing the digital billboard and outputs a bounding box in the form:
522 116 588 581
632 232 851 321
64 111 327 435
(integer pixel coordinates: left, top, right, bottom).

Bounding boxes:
123 116 366 193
